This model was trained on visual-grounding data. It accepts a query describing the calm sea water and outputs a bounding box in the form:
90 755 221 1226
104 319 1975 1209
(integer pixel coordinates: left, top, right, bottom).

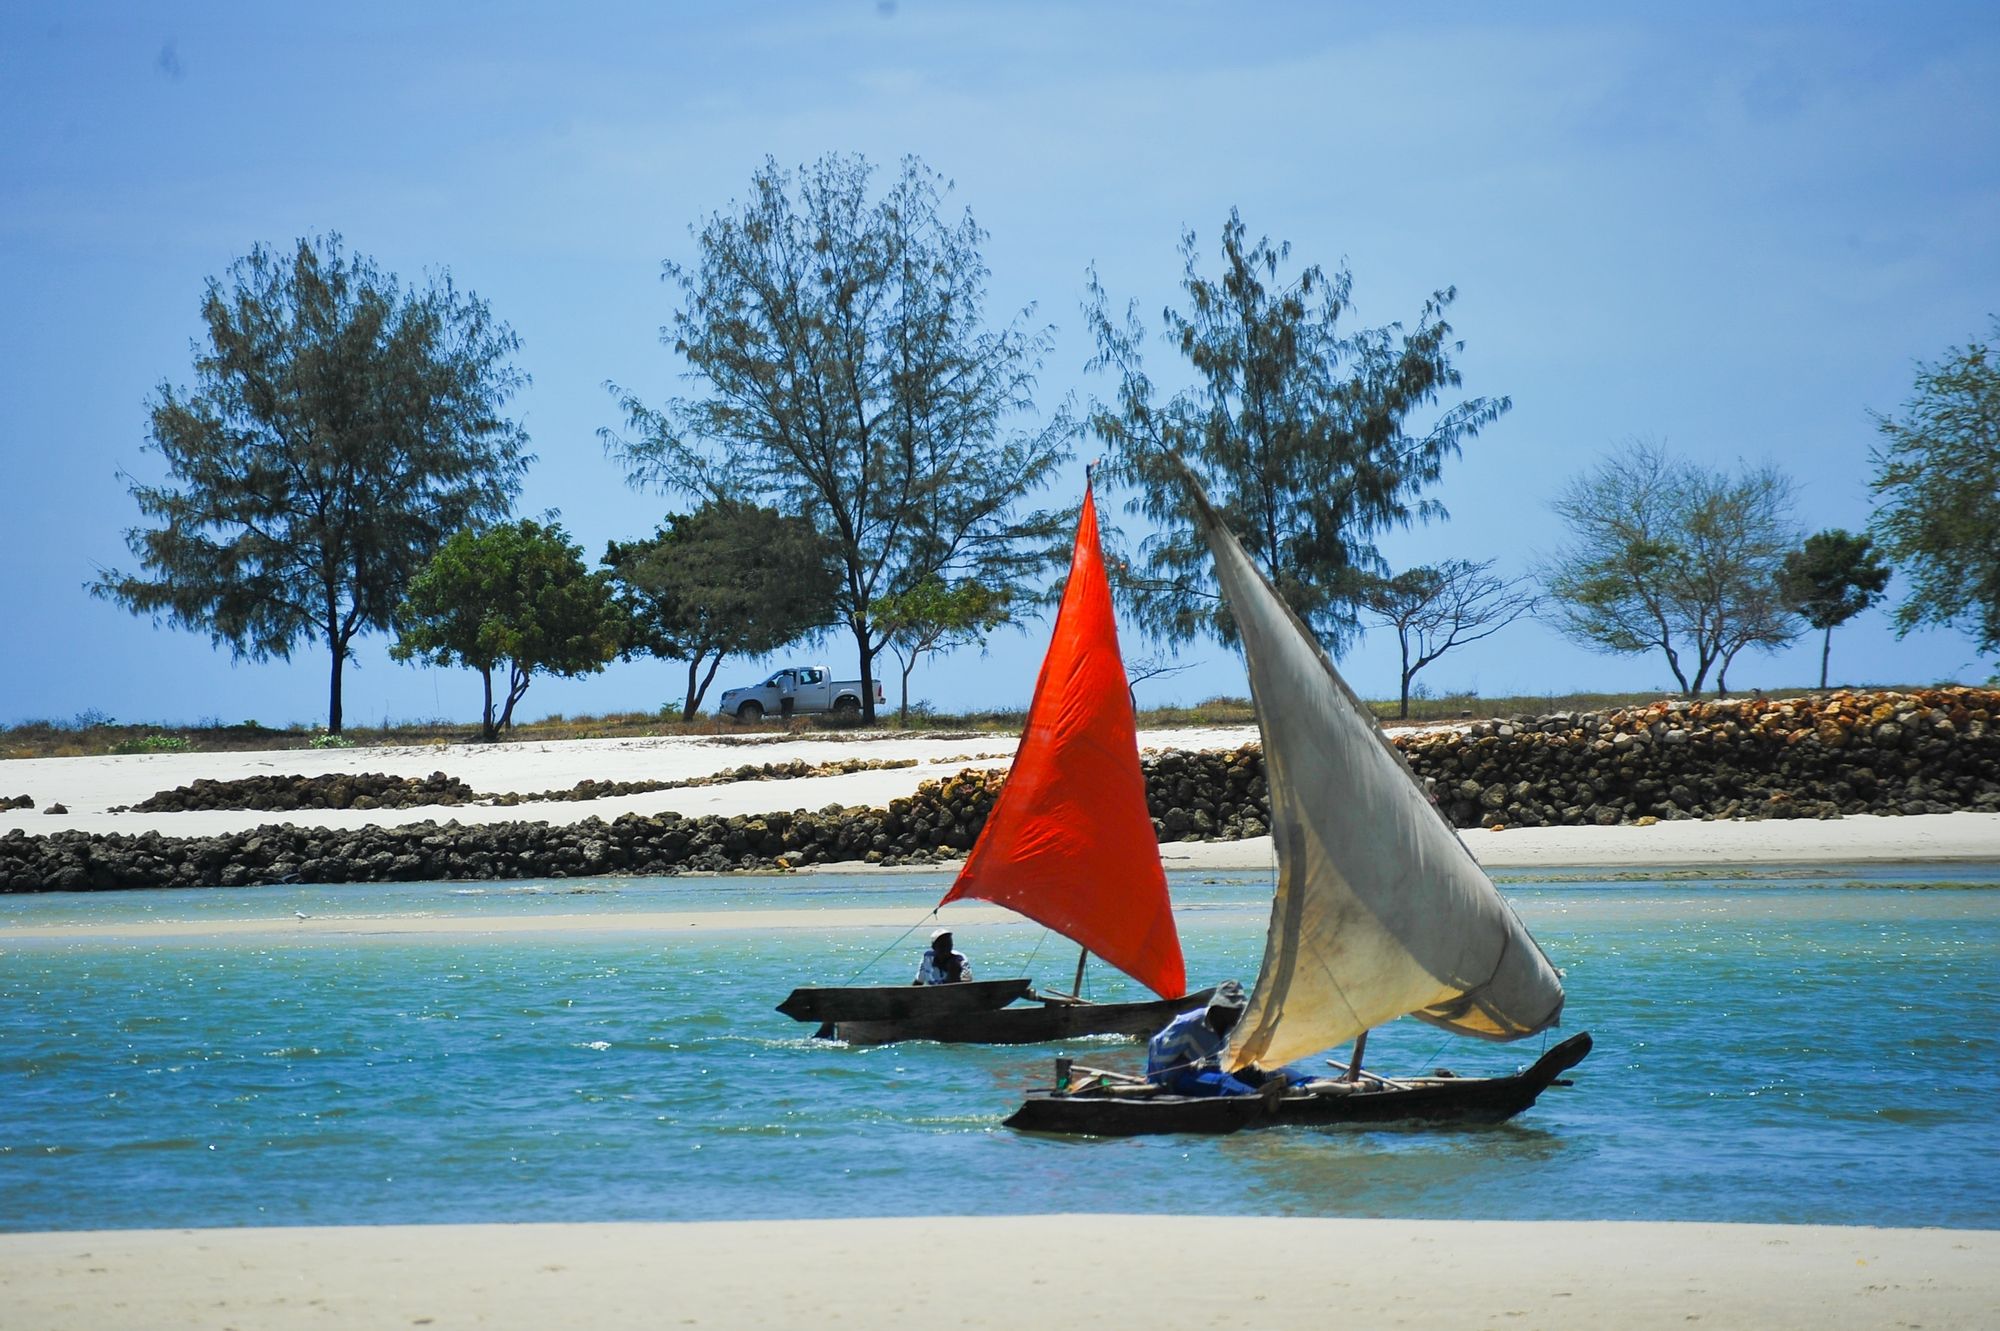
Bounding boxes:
3 864 1996 1232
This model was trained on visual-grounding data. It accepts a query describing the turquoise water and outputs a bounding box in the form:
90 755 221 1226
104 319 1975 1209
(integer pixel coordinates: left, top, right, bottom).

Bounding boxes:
3 865 1997 1231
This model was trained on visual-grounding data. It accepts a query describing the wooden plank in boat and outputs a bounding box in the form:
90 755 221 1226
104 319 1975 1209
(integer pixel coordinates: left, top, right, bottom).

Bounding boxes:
832 987 1217 1047
775 977 1033 1023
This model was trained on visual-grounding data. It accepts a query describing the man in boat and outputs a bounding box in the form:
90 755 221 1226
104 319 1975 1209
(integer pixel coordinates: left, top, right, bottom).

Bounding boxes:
913 928 974 984
1146 980 1282 1097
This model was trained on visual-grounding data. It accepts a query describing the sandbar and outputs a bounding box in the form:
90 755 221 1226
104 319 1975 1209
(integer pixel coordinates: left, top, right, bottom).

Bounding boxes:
2 1216 1992 1330
0 904 1026 941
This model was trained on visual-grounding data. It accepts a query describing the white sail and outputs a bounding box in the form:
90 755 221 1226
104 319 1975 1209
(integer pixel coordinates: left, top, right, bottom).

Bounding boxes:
1185 482 1567 1074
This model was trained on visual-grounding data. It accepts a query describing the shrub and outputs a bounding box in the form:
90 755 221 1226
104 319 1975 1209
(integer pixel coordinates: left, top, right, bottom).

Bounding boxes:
308 731 355 749
112 734 191 754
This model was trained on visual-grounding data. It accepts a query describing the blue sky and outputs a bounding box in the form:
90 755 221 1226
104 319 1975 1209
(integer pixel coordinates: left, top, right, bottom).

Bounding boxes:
3 2 1995 729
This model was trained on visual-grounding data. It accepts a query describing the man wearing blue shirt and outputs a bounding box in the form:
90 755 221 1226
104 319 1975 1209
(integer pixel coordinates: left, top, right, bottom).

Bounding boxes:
1146 980 1270 1096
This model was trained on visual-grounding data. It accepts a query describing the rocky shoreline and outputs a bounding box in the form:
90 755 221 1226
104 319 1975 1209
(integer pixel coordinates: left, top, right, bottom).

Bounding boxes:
2 688 1994 893
1406 687 1998 827
100 756 927 814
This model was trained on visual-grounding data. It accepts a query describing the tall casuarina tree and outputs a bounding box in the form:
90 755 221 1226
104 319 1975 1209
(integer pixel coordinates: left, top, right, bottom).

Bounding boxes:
1869 320 2000 663
1086 209 1510 655
93 234 531 731
605 154 1071 723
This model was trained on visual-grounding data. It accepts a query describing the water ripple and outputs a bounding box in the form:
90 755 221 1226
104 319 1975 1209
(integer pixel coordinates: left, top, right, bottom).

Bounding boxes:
1 873 1995 1231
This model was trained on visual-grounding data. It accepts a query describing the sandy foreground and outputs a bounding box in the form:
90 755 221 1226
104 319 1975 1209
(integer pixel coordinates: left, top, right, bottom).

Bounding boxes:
3 1216 1994 1330
3 728 1998 872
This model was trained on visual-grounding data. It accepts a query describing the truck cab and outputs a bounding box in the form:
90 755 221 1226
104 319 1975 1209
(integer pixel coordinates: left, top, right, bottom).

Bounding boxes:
716 665 881 722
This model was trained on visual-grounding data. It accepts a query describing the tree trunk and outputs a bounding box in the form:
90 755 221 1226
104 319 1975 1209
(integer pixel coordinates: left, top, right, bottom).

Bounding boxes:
898 649 917 727
496 663 530 733
1819 625 1832 690
855 620 877 725
323 588 348 734
1397 631 1413 720
1660 640 1691 697
681 657 703 723
327 647 344 734
480 667 498 742
1713 643 1741 697
693 653 723 718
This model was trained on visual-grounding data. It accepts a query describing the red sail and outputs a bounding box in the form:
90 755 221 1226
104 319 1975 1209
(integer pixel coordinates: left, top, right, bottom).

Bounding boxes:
938 487 1187 999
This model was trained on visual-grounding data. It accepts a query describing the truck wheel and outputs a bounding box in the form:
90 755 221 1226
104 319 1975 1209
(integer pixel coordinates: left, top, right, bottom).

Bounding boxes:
735 701 765 723
832 696 862 719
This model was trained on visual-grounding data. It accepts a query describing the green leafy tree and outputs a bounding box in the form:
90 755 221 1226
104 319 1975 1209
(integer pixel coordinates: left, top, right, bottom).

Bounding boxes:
603 500 841 721
874 577 1014 725
1777 529 1891 689
1362 560 1537 719
390 519 622 740
1869 319 2000 660
1540 440 1800 697
91 234 530 732
604 153 1071 723
1086 209 1510 655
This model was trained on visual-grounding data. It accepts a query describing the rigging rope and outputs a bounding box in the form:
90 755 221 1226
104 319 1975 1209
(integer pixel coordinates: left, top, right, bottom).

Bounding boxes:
1414 1031 1457 1074
1022 925 1051 976
846 907 938 982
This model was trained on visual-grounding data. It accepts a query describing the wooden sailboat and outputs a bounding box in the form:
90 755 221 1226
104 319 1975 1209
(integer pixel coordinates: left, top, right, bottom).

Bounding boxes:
777 481 1212 1044
1005 469 1593 1133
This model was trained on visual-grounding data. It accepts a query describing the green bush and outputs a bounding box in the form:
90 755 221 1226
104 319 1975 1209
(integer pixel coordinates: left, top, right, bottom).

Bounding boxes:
112 734 191 754
308 731 355 749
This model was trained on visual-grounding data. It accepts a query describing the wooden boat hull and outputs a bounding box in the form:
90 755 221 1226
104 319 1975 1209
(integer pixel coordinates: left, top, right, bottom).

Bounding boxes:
834 987 1218 1046
1003 1031 1593 1136
775 978 1033 1024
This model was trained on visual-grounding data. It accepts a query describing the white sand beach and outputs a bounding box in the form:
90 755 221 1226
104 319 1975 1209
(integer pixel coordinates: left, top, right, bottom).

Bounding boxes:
3 1216 1994 1330
5 728 1998 869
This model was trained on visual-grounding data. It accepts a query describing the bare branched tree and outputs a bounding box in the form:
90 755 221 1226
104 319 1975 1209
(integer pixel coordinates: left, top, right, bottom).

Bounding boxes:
1122 651 1198 709
1362 560 1537 719
1539 439 1800 697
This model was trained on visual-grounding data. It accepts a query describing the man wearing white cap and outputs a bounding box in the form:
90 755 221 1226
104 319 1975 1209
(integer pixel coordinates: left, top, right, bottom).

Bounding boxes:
913 928 974 985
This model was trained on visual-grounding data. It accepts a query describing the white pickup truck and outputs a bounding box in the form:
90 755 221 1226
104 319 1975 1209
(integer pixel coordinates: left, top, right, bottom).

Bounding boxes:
716 665 883 722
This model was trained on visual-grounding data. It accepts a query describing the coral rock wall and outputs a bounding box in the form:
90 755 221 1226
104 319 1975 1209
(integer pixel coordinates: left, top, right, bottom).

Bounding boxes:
2 689 1993 892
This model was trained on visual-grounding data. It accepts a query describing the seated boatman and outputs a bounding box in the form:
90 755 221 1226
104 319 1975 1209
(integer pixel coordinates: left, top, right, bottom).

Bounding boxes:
914 928 974 985
1146 980 1282 1097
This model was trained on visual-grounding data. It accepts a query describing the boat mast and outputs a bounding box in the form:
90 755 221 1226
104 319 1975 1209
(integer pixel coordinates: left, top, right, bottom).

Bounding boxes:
1069 946 1089 999
1341 1030 1370 1083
